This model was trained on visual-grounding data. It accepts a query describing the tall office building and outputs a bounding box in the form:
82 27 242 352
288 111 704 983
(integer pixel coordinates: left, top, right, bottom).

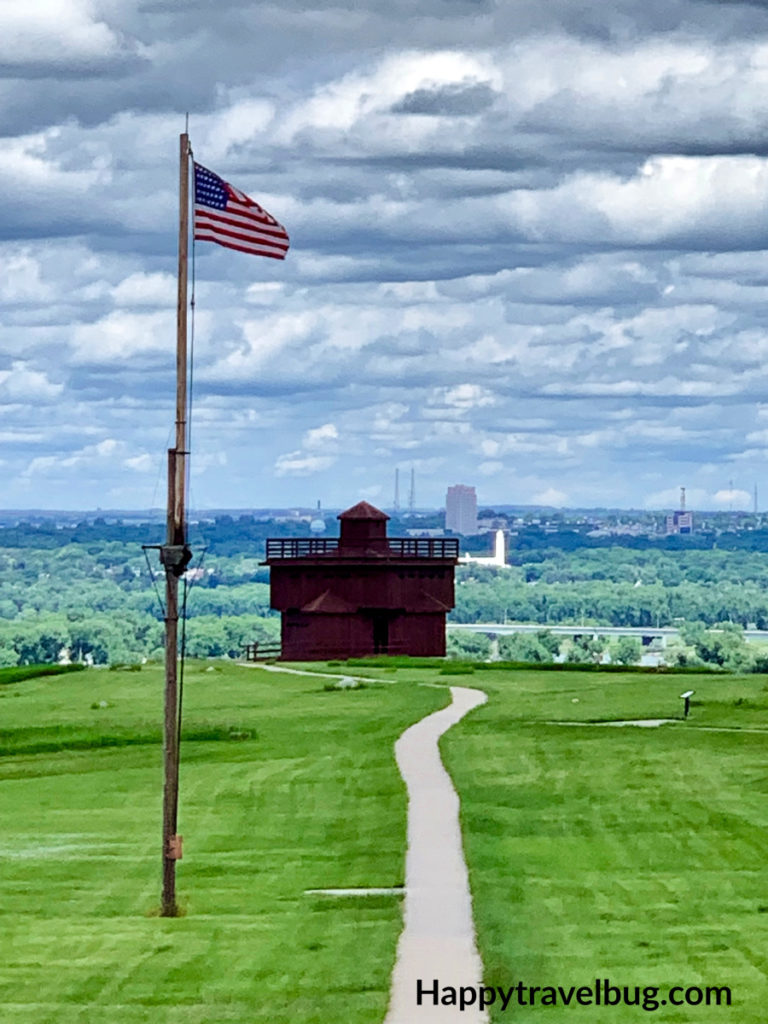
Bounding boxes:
446 484 478 535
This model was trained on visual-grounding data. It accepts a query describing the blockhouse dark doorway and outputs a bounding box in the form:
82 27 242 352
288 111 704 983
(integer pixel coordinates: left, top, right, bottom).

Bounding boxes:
372 612 390 654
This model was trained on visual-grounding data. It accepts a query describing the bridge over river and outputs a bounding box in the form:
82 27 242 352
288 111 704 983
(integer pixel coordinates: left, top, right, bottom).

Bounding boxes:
447 623 768 647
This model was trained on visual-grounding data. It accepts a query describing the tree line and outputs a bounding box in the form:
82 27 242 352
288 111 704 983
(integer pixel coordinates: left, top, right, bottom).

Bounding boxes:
451 547 768 629
1 519 768 666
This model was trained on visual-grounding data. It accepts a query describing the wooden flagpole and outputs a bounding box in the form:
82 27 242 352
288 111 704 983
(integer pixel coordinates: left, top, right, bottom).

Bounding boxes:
160 131 191 916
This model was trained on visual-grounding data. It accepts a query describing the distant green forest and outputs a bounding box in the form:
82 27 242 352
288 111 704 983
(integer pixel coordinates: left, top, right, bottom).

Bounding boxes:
2 517 768 666
454 545 768 627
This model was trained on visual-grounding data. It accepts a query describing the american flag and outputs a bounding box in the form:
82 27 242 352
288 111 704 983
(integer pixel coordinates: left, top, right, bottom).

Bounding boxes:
193 162 290 259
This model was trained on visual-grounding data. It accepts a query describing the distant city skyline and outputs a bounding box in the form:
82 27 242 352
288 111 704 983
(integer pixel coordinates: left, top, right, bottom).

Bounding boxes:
0 486 759 513
1 477 758 516
0 497 762 522
2 5 768 510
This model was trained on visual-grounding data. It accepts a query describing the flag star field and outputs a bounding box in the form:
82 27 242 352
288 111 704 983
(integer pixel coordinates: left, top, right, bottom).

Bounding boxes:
194 166 229 210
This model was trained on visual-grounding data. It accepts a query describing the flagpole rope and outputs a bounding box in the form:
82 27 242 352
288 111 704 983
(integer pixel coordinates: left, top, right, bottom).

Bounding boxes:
178 575 188 754
187 140 196 518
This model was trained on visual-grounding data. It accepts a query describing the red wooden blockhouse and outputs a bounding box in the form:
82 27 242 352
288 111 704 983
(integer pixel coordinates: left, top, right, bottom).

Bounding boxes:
265 501 458 660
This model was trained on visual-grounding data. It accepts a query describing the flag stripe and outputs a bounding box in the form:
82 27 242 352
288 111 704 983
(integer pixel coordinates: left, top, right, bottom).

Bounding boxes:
193 215 289 248
222 195 282 226
194 204 289 241
193 229 288 258
195 228 288 257
194 214 289 257
194 216 290 254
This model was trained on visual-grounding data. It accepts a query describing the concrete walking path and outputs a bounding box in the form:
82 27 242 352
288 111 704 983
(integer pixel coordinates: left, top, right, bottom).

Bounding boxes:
243 663 489 1019
384 685 489 1024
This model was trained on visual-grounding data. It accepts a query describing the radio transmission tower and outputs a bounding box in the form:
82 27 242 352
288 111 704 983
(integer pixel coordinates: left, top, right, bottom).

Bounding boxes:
408 468 415 512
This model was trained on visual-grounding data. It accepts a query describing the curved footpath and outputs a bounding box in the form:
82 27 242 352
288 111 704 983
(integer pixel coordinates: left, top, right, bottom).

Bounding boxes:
384 686 489 1024
250 664 489 1021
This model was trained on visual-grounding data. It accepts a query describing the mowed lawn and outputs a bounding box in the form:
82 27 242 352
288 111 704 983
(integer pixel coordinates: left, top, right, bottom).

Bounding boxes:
3 659 766 1023
0 662 446 1024
437 667 768 1023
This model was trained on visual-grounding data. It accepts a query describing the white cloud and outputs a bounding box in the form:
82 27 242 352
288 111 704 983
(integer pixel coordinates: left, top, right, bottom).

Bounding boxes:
644 487 712 509
431 383 497 411
273 422 340 477
304 423 339 449
274 451 336 477
531 487 568 506
195 98 277 163
0 130 107 196
124 453 154 473
0 250 52 304
359 484 383 499
0 0 126 64
0 362 62 402
112 273 175 308
70 310 174 362
508 156 768 247
191 451 227 476
277 49 497 144
22 438 125 478
712 488 752 510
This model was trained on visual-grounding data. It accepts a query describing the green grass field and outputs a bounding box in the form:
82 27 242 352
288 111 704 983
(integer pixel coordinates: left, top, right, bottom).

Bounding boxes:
306 660 768 1020
440 667 768 1022
1 660 765 1022
0 662 445 1024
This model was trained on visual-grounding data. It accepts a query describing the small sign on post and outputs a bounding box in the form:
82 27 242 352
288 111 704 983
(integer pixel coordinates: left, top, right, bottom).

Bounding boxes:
680 690 694 718
167 834 183 860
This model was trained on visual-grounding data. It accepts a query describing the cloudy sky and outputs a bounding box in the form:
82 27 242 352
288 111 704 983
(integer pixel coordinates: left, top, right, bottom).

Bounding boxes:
4 0 768 511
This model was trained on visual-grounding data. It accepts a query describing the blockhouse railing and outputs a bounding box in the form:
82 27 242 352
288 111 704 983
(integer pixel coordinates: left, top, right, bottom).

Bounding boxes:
265 537 459 560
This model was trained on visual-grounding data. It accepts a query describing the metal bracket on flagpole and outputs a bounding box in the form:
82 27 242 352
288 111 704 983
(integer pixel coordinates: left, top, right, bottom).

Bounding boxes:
160 544 193 578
